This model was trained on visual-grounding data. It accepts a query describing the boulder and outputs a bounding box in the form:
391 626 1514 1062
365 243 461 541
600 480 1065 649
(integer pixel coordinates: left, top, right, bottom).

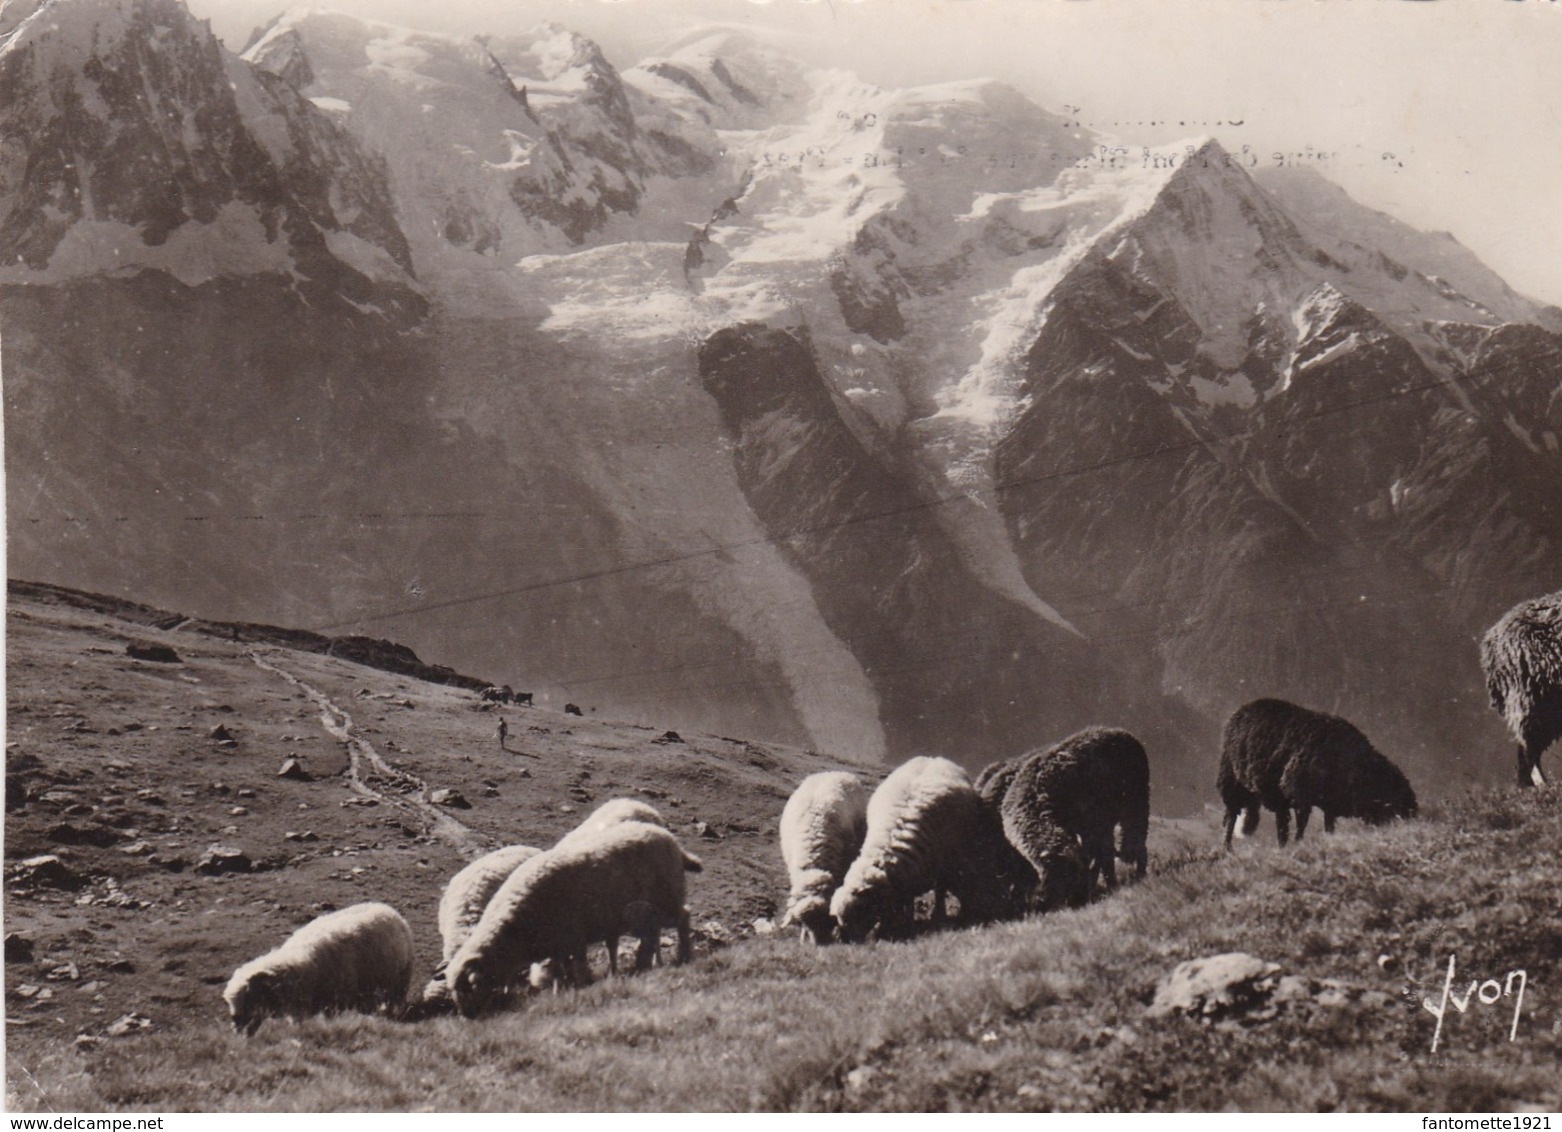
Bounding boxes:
1147 953 1282 1020
9 854 85 891
194 844 252 875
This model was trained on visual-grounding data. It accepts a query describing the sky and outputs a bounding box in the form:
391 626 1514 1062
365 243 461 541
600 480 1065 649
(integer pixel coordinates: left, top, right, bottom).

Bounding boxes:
185 0 1562 308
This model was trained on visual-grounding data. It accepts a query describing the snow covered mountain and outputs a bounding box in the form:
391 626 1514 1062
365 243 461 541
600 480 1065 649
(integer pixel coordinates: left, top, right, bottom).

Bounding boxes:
6 0 1560 808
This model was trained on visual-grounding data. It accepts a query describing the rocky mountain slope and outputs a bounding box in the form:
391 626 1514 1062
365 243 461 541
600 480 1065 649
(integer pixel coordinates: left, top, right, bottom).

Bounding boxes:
5 0 1560 807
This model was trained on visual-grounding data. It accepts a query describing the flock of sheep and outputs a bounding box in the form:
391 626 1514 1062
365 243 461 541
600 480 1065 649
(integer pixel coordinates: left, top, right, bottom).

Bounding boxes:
222 588 1561 1035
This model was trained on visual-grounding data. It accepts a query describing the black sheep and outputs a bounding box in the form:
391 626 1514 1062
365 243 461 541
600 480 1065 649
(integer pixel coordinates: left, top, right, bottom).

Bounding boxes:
1218 698 1417 849
998 727 1152 910
1480 590 1562 788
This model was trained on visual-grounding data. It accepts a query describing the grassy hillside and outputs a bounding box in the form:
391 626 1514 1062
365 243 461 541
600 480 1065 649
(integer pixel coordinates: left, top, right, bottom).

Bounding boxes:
5 585 1559 1111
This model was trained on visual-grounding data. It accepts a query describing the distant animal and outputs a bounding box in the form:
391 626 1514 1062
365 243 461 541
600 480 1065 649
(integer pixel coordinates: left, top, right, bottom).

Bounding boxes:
831 756 1021 943
997 727 1151 911
480 686 507 703
564 703 584 717
447 821 702 1018
224 903 414 1036
515 692 534 707
1218 698 1417 849
777 771 869 944
1480 590 1562 788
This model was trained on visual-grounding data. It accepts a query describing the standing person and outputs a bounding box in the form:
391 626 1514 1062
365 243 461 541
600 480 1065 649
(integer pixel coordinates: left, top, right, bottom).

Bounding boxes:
497 717 509 751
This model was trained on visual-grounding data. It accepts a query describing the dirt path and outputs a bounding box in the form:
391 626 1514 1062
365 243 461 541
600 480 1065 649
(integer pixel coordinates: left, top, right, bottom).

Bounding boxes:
249 649 487 857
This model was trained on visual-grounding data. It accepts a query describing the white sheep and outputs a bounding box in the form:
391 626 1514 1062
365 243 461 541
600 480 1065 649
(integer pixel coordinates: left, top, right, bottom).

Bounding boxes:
438 844 545 963
778 771 868 944
447 821 702 1017
555 798 667 848
224 902 414 1036
413 844 547 1013
830 756 1020 942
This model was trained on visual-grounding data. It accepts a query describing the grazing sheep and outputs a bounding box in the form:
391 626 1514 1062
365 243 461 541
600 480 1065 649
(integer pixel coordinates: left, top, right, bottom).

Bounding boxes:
999 728 1151 910
1218 698 1417 849
1480 590 1562 788
447 821 702 1018
777 771 869 944
224 902 414 1036
556 798 668 848
413 844 547 1014
973 757 1022 808
830 756 1021 943
438 844 545 964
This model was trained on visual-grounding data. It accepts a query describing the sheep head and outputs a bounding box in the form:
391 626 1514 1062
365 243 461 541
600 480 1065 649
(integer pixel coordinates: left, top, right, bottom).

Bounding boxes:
226 970 278 1037
783 895 836 945
448 954 495 1019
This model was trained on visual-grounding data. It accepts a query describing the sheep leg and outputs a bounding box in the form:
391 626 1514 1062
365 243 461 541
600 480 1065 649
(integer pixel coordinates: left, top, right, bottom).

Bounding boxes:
1323 811 1336 834
674 906 692 965
1274 806 1291 848
1517 743 1547 788
1293 806 1311 842
606 935 620 976
634 929 658 972
1221 806 1240 850
932 887 948 925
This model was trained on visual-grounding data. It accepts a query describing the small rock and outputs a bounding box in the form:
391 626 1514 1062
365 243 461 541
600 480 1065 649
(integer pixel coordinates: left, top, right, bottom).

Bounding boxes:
844 1066 876 1090
653 730 684 744
229 807 249 817
558 803 575 814
47 962 81 982
278 758 311 781
283 831 319 843
216 739 237 750
1377 954 1399 974
752 917 776 936
194 845 252 876
105 959 135 974
1017 1084 1044 1100
236 788 255 799
1147 953 1282 1019
209 782 231 795
123 722 143 733
10 854 85 891
14 983 41 999
5 933 36 962
105 1013 153 1037
429 789 471 810
79 981 103 995
208 725 235 742
33 987 56 1003
74 1035 101 1051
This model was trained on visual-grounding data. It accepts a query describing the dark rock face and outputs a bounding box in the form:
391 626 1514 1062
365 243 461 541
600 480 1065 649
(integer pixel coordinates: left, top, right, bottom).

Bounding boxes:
697 324 1206 793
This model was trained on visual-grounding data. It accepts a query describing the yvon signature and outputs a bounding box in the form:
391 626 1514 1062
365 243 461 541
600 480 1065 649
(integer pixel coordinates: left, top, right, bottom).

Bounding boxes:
1421 955 1527 1053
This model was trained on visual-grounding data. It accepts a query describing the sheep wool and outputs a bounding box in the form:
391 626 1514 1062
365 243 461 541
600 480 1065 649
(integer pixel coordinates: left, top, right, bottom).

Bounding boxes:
1218 698 1417 849
1000 727 1150 910
224 902 415 1036
778 771 869 944
1480 590 1562 787
447 821 702 1017
438 844 545 964
555 798 668 849
830 756 1019 943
